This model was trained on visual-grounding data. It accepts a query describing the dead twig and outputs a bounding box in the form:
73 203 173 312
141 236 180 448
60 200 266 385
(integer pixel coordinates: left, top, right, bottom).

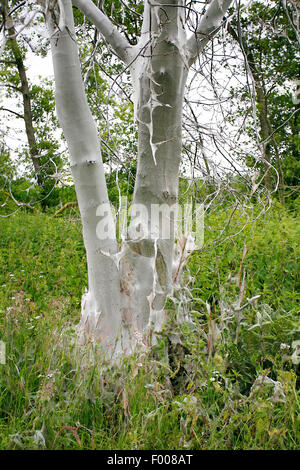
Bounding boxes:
54 201 78 216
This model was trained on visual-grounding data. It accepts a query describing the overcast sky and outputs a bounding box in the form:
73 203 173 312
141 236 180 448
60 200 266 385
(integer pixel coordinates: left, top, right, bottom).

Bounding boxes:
26 49 54 82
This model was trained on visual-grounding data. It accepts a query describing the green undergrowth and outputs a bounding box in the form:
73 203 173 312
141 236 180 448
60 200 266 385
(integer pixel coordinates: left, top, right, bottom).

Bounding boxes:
0 202 299 449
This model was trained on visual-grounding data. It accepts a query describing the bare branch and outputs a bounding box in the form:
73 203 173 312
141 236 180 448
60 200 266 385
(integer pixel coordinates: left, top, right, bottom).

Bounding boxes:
187 0 234 64
72 0 133 63
54 201 78 216
0 106 25 120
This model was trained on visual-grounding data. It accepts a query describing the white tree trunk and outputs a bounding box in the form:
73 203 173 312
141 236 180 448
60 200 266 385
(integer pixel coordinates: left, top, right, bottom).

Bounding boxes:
46 0 233 356
120 0 189 339
46 1 122 354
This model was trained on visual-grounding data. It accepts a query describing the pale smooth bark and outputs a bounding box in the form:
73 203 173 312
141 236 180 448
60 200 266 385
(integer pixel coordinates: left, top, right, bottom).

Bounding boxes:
123 1 189 336
72 0 133 63
46 0 122 353
187 0 233 64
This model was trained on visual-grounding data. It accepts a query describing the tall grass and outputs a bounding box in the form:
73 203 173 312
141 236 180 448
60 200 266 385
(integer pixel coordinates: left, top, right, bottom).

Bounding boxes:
0 204 299 449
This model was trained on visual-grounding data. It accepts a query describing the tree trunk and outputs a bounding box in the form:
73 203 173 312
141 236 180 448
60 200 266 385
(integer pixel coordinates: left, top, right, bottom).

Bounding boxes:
5 18 42 181
119 1 189 345
227 23 285 199
47 2 122 354
46 0 233 356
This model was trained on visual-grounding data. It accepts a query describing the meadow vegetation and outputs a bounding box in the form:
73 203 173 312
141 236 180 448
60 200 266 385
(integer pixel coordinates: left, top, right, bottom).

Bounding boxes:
0 198 299 450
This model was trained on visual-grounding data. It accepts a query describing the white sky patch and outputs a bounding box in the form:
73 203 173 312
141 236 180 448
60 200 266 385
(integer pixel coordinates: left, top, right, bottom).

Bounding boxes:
25 50 54 82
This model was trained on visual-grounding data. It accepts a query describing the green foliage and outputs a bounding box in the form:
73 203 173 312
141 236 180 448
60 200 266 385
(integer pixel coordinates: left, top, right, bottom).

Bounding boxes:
0 3 62 201
194 202 299 311
229 0 300 199
94 0 144 45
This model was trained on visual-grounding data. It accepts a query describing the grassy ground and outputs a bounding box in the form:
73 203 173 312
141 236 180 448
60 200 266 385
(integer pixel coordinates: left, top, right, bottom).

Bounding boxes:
0 202 299 449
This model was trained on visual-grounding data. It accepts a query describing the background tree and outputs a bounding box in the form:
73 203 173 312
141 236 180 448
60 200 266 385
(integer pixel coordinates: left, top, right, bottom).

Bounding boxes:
227 0 300 203
0 0 63 208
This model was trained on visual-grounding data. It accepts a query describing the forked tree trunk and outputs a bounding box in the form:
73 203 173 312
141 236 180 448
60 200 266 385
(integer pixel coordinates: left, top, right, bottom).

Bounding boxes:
46 0 233 357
